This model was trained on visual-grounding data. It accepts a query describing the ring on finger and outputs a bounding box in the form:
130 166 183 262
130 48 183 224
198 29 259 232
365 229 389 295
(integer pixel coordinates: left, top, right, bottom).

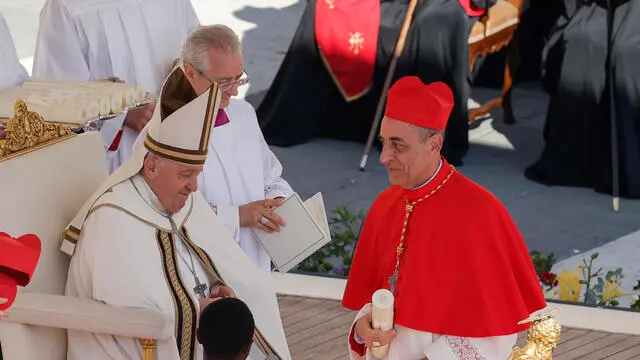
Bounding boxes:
260 216 269 225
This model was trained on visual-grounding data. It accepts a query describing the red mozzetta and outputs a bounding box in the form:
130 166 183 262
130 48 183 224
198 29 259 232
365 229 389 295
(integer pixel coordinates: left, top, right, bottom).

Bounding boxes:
342 159 546 337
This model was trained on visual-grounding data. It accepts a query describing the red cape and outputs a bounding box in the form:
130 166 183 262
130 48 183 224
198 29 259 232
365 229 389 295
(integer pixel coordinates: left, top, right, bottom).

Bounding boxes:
314 0 485 102
315 0 380 101
0 232 41 311
342 160 546 337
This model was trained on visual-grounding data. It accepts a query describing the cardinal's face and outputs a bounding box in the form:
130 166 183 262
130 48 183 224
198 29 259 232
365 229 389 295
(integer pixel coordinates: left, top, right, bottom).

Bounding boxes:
379 117 442 189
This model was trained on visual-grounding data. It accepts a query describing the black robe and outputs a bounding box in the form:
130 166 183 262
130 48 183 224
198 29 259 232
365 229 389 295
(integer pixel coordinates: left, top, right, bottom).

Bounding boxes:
256 0 472 166
525 0 640 199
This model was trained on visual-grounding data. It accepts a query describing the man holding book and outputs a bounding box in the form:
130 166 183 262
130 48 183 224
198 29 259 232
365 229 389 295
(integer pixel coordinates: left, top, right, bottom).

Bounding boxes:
133 25 293 273
342 76 547 359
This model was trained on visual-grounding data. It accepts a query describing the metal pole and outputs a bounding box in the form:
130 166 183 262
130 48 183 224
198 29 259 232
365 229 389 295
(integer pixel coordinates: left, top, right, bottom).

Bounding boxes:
606 0 619 211
359 0 420 171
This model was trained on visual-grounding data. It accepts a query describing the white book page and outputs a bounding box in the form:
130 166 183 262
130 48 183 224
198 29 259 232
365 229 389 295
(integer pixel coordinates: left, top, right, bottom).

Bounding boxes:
251 193 330 272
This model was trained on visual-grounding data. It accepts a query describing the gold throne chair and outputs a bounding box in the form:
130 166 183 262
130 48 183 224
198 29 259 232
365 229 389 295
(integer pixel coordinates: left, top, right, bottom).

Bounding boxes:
0 101 171 360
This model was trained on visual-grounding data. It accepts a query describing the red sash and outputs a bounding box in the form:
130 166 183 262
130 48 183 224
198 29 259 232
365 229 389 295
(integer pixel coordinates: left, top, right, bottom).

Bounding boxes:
315 0 380 102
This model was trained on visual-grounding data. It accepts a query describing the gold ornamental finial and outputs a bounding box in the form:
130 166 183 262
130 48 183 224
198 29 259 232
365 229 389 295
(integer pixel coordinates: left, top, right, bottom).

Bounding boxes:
0 100 75 161
508 309 562 360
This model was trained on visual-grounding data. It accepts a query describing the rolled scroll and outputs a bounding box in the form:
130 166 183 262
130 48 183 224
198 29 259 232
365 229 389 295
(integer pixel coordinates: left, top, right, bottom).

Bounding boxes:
370 289 394 359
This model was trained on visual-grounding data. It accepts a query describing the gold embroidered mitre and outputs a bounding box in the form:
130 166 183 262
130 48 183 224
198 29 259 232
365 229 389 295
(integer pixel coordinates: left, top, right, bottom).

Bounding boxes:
143 68 219 166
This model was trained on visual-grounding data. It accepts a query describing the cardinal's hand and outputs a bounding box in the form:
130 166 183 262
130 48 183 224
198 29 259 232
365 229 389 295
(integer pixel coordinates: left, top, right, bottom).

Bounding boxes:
355 312 397 349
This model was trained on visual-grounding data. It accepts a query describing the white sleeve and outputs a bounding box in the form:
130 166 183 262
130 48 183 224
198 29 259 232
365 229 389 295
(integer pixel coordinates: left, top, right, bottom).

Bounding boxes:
0 15 29 91
183 0 201 32
423 333 518 360
66 208 160 358
32 0 91 81
209 203 240 243
259 126 294 199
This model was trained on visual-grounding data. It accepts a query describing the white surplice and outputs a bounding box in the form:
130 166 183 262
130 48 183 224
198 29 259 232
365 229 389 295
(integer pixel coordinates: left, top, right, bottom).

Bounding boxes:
198 99 294 273
131 98 294 273
32 0 200 173
65 174 291 360
0 14 29 91
348 304 518 360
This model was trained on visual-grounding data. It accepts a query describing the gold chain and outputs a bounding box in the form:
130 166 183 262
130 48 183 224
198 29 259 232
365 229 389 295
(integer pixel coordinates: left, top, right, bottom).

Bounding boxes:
392 165 455 289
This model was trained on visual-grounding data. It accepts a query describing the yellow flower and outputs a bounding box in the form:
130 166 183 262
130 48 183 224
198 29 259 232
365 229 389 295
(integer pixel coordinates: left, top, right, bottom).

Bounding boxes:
555 265 582 302
603 277 623 302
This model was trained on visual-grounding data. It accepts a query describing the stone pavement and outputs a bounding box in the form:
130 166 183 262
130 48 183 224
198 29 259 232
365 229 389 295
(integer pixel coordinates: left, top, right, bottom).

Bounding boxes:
3 0 640 264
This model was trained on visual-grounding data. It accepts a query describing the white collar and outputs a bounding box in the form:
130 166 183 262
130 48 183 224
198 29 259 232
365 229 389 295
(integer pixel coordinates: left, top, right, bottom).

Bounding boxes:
131 173 170 216
411 159 443 190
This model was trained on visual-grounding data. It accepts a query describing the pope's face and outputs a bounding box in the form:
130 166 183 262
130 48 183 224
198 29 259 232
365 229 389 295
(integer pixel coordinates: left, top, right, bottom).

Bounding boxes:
379 117 442 189
144 156 202 213
188 49 244 109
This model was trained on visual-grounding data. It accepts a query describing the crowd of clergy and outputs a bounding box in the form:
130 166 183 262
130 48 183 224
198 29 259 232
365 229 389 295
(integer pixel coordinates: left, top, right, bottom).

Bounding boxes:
4 0 626 358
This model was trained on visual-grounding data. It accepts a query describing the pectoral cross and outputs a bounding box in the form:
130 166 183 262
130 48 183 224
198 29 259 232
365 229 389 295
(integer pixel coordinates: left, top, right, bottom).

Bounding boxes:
388 268 399 295
194 276 208 299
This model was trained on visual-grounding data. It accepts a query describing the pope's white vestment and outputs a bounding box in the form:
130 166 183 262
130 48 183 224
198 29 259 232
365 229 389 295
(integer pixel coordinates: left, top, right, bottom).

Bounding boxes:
65 174 290 360
349 304 518 360
62 66 290 359
133 98 294 273
0 14 29 91
32 0 200 173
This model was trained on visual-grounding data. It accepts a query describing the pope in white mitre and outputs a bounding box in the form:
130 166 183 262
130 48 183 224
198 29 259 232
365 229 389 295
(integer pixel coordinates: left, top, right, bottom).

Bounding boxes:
61 66 291 360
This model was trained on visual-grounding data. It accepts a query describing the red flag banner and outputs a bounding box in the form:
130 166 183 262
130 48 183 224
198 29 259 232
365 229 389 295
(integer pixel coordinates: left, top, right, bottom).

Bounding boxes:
315 0 380 102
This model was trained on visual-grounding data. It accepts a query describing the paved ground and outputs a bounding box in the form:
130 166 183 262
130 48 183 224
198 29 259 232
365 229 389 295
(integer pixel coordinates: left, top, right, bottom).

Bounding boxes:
278 295 640 360
3 0 640 265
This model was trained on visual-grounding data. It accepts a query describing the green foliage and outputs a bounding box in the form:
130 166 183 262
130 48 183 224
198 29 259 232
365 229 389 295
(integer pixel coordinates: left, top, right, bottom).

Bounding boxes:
296 206 366 276
530 250 556 274
580 252 604 305
631 280 640 310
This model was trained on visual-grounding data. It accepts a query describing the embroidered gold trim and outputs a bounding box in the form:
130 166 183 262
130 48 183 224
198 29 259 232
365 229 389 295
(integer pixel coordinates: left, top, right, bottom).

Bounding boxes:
85 195 194 234
318 46 372 103
199 83 219 152
63 225 81 244
144 135 207 165
156 230 198 360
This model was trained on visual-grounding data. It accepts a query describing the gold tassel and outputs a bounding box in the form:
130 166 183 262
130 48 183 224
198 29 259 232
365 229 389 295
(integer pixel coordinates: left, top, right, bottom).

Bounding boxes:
141 339 157 360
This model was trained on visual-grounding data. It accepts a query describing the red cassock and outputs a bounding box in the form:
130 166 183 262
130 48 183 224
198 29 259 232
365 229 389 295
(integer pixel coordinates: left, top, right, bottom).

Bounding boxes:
314 0 485 102
342 159 546 339
0 232 42 311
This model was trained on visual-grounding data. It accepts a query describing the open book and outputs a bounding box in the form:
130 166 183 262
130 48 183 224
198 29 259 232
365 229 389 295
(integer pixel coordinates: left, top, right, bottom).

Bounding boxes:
251 192 331 273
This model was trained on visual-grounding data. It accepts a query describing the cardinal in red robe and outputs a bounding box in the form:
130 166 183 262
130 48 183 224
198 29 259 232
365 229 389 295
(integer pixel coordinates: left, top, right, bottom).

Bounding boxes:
341 76 547 359
0 232 41 317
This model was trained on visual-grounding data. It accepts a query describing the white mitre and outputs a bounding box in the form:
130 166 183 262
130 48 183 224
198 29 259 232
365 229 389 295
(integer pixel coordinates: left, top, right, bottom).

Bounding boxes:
61 66 221 254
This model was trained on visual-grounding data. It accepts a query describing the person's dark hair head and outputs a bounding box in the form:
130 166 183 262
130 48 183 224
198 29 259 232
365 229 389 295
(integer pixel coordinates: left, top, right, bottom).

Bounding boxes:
197 297 255 360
